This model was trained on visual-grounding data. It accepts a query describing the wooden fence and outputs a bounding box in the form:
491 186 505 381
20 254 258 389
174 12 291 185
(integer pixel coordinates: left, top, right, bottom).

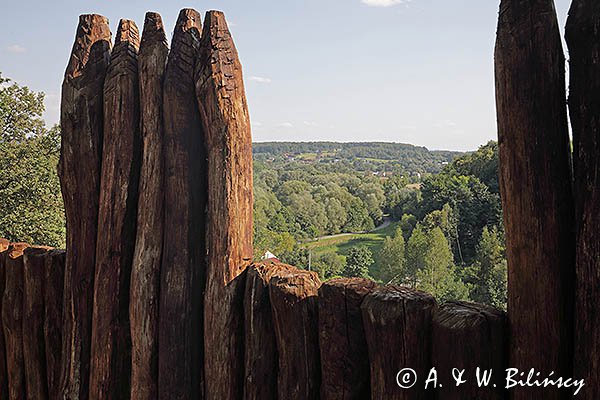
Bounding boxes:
0 1 599 399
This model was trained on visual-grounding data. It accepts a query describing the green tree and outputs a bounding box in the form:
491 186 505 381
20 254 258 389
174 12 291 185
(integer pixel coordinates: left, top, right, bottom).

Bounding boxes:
312 252 346 280
469 226 507 309
0 74 65 246
377 227 405 284
414 227 468 302
343 246 373 278
405 224 429 286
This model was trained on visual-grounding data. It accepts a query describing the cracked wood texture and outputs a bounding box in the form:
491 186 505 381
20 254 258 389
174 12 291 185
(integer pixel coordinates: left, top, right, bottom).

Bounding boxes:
130 12 168 400
58 14 111 400
89 19 141 400
566 2 600 398
23 247 51 400
432 301 507 400
318 278 378 400
361 286 436 400
0 238 9 400
159 9 206 400
196 11 253 400
269 269 322 400
2 243 29 400
44 250 65 400
243 261 296 400
495 2 575 398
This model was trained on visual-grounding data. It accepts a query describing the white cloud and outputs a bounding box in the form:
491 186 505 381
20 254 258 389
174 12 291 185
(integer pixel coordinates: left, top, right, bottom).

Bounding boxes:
361 0 410 7
7 44 26 53
249 76 272 84
277 122 294 128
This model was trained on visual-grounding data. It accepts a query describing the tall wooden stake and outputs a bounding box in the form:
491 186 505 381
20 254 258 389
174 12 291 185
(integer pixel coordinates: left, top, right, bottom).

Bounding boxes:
495 1 575 398
197 11 253 399
58 14 111 400
89 18 141 400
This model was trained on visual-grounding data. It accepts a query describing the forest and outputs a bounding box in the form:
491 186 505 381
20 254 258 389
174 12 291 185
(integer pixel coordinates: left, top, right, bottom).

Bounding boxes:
0 73 507 308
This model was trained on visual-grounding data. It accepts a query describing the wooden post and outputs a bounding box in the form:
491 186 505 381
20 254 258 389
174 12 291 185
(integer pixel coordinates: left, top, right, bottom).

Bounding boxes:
44 250 65 400
196 10 253 400
566 2 600 398
432 301 507 400
130 12 168 400
58 14 111 400
0 238 10 400
269 270 322 400
2 243 29 400
361 285 436 400
89 18 141 400
318 278 378 400
23 247 51 400
243 261 295 400
495 2 575 398
159 9 206 400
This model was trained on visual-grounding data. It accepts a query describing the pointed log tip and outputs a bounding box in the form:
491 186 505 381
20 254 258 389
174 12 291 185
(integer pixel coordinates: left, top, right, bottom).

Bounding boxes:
23 246 52 258
141 12 167 47
175 8 202 32
204 10 229 30
65 13 111 79
78 13 110 26
115 19 140 48
7 242 29 259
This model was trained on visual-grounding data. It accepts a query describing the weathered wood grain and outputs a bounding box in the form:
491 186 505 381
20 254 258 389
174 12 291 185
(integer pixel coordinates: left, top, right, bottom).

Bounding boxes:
196 11 253 399
318 278 378 400
58 14 111 400
432 301 507 400
158 9 206 400
0 239 9 400
44 249 65 400
2 243 29 400
566 2 600 398
89 18 141 400
361 285 436 400
23 247 51 400
130 12 168 400
269 269 322 400
495 2 575 398
243 261 296 400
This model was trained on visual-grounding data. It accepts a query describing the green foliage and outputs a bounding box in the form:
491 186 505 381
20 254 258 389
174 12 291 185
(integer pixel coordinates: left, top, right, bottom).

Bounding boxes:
376 227 405 284
343 246 373 279
311 251 346 280
468 226 507 309
0 74 65 246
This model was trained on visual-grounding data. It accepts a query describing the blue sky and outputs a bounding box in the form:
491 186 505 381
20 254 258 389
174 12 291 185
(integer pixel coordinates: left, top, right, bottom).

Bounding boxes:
0 0 572 151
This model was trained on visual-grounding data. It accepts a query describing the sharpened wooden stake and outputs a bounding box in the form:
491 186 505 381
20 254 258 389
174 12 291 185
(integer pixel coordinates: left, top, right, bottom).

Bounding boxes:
89 18 141 400
58 14 111 400
197 11 254 399
44 250 65 400
2 243 29 400
269 269 322 400
23 247 51 400
318 278 378 400
432 301 507 400
361 285 436 400
566 1 600 398
495 1 575 398
0 238 10 400
130 11 168 400
158 9 206 400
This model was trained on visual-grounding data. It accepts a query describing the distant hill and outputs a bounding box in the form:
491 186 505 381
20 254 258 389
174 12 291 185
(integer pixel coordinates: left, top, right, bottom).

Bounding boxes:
253 141 464 174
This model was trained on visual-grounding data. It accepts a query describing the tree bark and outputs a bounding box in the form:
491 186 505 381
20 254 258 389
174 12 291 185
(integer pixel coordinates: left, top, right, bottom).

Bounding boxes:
58 14 111 400
269 270 322 400
130 12 168 400
196 11 253 400
0 238 9 400
2 243 29 400
432 301 507 400
495 2 575 398
243 261 295 400
23 247 51 400
159 8 206 400
44 250 65 400
318 278 378 400
361 285 436 400
89 18 141 400
566 2 600 398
